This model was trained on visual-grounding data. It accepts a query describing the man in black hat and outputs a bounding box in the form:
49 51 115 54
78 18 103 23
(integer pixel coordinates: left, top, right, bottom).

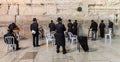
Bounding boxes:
55 17 67 54
30 18 39 47
8 23 17 33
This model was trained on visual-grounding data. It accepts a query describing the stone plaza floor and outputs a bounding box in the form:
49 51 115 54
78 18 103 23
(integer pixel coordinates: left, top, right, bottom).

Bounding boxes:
0 37 120 62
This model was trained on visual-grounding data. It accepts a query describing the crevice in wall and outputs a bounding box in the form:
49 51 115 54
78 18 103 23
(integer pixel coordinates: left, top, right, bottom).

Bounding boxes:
17 4 19 15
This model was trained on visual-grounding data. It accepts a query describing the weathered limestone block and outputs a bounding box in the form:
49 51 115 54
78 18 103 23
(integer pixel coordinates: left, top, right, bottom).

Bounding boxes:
32 0 46 4
0 5 8 15
56 1 79 5
57 4 79 10
19 5 47 15
32 5 47 15
0 0 31 4
8 5 18 15
57 9 79 15
45 0 55 4
19 5 33 15
46 5 56 15
0 0 17 4
17 0 31 4
0 15 15 22
107 0 120 6
0 27 8 37
88 0 96 4
95 0 106 5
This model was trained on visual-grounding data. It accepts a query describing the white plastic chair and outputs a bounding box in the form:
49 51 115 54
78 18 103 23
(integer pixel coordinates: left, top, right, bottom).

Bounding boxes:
46 33 55 47
5 36 16 53
68 32 77 45
50 31 56 38
105 28 112 45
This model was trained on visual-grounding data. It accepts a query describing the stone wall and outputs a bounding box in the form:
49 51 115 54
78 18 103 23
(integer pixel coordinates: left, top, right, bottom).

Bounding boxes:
0 0 120 38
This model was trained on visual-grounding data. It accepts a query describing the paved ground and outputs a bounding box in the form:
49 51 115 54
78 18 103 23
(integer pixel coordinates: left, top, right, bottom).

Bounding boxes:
0 36 120 62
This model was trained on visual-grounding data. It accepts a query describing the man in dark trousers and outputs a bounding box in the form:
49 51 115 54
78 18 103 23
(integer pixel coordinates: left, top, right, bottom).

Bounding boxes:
67 19 73 33
73 20 78 35
4 30 20 50
49 20 56 32
108 20 113 34
99 20 106 38
30 18 39 47
55 17 67 54
89 20 98 40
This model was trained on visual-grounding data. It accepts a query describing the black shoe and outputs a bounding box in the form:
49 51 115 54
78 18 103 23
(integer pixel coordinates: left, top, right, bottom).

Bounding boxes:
56 50 60 53
16 48 21 50
63 51 67 54
85 50 89 52
36 45 40 47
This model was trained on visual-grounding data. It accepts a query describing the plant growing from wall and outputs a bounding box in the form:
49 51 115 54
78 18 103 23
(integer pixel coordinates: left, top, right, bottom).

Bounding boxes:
77 6 82 12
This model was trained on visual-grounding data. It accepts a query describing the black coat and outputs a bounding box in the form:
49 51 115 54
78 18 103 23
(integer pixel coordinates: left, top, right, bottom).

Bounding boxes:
90 22 98 31
49 22 56 32
108 21 113 28
55 23 66 46
73 22 78 35
67 22 73 33
99 22 105 30
30 22 39 35
4 32 17 44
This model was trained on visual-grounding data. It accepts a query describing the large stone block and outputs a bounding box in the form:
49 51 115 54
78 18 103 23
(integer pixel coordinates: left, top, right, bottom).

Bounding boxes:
57 4 79 9
0 0 31 4
32 0 46 4
46 5 56 15
19 5 47 15
0 15 15 22
8 5 18 15
0 27 8 37
0 5 8 15
87 0 96 4
17 0 31 4
19 5 33 15
57 9 79 15
32 5 47 15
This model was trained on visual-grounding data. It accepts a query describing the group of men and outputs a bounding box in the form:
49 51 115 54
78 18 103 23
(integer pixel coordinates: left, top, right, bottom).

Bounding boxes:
67 19 78 35
90 20 113 40
3 17 114 54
